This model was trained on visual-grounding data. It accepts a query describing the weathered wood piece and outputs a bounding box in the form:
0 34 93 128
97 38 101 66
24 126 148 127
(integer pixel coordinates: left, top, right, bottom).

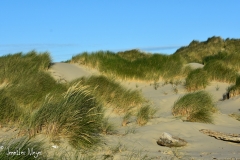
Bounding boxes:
157 132 187 147
199 129 240 142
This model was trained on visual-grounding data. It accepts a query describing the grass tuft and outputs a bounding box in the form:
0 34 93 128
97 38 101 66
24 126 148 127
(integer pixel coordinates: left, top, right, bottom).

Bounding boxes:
30 82 105 149
172 91 216 123
136 105 152 126
227 75 240 98
185 68 209 91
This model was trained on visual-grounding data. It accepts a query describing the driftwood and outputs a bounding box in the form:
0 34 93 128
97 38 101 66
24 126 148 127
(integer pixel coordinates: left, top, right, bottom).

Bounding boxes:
222 92 230 100
199 129 240 143
157 132 187 147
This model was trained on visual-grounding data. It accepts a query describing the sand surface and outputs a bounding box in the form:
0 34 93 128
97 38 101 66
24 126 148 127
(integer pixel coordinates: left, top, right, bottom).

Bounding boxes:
48 62 99 82
1 62 240 159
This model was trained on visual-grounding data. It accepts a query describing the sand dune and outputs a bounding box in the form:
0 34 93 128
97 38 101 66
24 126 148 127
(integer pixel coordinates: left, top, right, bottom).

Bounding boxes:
48 62 99 82
1 62 238 159
46 62 240 159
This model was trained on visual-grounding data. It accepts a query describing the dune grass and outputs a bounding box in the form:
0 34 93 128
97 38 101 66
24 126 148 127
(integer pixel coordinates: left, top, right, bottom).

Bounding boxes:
137 105 156 126
0 52 111 151
117 49 152 61
0 51 51 84
185 68 209 92
0 51 155 154
71 50 185 81
0 51 67 126
71 75 146 114
30 82 105 149
0 89 22 124
0 136 46 160
203 52 240 71
174 36 240 64
184 54 239 91
227 76 240 98
172 91 216 123
203 60 238 83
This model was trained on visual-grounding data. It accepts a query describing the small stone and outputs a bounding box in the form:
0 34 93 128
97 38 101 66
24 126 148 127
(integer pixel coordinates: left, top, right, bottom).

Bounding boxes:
157 132 187 147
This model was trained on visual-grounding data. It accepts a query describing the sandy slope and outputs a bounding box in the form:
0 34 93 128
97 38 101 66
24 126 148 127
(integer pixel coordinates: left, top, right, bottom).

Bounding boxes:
48 62 99 82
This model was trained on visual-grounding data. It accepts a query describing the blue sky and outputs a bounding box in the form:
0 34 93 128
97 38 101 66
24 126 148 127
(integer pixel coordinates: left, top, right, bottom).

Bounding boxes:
1 1 240 62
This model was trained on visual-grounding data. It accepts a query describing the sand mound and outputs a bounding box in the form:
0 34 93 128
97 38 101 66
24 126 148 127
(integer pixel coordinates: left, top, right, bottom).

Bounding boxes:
185 62 204 69
48 63 99 82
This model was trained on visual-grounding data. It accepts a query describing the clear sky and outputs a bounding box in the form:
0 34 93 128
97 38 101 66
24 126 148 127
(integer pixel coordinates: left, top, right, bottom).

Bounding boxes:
1 0 240 62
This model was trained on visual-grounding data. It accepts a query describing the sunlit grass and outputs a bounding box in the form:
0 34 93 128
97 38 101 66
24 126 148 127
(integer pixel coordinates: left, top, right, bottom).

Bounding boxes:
172 91 216 123
185 68 209 91
0 51 66 126
71 50 185 81
71 75 146 114
203 60 238 83
30 82 105 149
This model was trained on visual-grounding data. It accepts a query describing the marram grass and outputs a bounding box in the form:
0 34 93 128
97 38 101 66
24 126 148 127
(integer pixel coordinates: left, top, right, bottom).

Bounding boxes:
227 76 240 98
203 52 240 71
203 60 238 83
71 50 185 81
185 68 209 91
30 82 105 149
172 91 216 123
71 75 146 113
0 51 66 126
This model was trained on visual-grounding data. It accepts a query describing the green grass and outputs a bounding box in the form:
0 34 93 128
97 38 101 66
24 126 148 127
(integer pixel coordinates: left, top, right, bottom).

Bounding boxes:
172 91 216 123
185 68 209 91
174 36 240 64
0 89 22 124
0 51 67 126
136 105 153 126
71 50 185 81
30 82 105 149
204 52 240 71
117 49 152 62
0 52 113 151
203 60 238 83
0 136 47 160
71 75 146 114
71 76 156 126
227 76 240 98
0 51 51 84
